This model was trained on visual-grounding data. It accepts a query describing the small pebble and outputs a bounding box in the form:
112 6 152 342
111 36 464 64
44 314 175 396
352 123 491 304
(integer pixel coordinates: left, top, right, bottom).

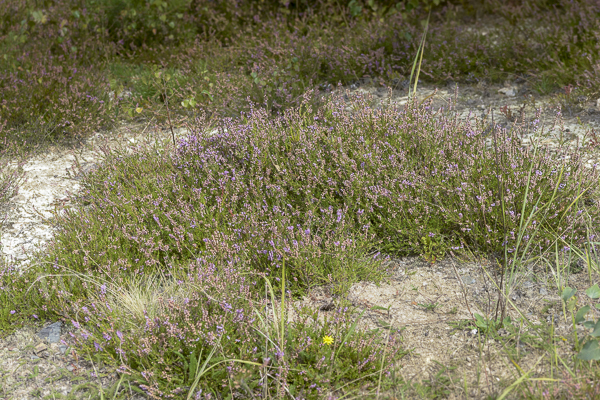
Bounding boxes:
498 87 516 97
34 343 48 355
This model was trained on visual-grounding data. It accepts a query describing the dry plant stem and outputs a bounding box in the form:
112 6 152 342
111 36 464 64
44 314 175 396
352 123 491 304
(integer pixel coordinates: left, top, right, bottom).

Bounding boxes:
162 76 177 148
450 251 475 321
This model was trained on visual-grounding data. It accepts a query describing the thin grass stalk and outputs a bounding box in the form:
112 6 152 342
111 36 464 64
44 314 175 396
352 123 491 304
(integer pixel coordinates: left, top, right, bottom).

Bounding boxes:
279 258 286 398
375 326 393 399
407 9 431 100
490 110 508 322
280 258 285 357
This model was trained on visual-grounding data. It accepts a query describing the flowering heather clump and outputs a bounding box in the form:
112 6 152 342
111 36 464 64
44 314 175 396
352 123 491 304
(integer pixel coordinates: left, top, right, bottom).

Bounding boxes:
25 85 598 396
40 88 599 293
175 88 597 262
4 0 600 397
63 256 405 398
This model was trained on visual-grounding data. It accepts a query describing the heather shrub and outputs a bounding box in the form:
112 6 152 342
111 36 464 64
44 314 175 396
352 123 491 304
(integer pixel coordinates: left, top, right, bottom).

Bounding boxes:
59 259 404 398
4 0 600 148
173 89 598 263
0 0 120 145
0 264 56 334
37 88 599 298
27 84 600 396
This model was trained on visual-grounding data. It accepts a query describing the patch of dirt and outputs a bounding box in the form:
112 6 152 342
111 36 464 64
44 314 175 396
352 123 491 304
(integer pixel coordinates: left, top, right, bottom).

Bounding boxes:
292 252 599 399
0 320 145 399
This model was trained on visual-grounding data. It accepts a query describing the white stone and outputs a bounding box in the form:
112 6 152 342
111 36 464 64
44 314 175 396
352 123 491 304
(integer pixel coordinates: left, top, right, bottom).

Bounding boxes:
498 87 516 97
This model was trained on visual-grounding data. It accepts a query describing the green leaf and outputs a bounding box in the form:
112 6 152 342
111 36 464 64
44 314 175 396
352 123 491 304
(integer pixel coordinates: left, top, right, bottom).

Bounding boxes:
31 10 48 24
561 287 576 303
567 297 578 312
590 320 600 338
578 339 600 361
377 318 393 330
583 320 596 329
575 305 591 325
474 313 488 329
586 284 600 299
348 0 362 17
189 351 198 383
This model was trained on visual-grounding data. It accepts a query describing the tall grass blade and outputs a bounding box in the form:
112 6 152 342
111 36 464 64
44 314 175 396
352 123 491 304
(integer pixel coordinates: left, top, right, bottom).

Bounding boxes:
408 9 431 100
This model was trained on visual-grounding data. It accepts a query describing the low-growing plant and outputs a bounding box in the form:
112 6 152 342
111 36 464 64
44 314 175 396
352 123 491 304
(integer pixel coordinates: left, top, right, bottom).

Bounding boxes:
560 284 600 361
39 252 406 397
418 301 440 312
473 313 514 335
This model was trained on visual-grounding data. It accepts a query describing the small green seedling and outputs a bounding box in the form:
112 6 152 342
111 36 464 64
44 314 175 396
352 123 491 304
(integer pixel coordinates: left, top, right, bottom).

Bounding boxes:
471 313 513 335
447 319 472 331
371 304 391 318
418 302 439 312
